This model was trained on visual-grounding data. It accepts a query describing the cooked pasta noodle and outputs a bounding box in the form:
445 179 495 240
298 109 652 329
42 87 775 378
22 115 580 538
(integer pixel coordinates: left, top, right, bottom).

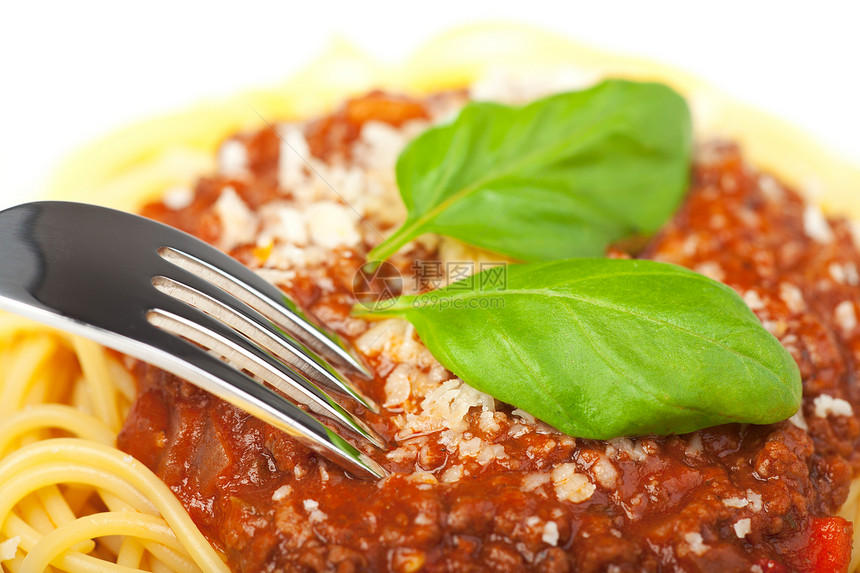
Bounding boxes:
0 326 229 572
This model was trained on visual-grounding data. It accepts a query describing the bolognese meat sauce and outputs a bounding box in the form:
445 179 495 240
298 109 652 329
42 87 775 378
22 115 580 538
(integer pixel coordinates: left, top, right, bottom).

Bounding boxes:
119 89 859 572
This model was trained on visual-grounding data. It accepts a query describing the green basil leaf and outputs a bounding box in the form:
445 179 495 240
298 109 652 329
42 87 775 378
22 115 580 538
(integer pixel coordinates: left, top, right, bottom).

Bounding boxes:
355 259 801 438
368 80 693 262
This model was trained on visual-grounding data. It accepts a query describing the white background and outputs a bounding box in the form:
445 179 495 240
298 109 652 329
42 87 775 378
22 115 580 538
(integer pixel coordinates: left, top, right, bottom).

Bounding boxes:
1 1 858 210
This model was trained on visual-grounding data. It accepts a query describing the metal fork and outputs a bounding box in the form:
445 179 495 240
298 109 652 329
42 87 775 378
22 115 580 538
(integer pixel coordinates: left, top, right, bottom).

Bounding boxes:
0 201 388 479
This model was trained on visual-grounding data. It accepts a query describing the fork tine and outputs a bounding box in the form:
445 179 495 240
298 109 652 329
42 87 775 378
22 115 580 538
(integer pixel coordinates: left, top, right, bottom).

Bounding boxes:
137 319 387 480
146 288 385 448
152 262 379 414
157 246 373 379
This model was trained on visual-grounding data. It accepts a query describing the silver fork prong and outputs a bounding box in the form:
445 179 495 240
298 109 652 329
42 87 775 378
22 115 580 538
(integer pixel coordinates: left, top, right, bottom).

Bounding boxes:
151 264 379 414
158 246 373 379
140 317 387 480
147 287 385 449
0 201 388 479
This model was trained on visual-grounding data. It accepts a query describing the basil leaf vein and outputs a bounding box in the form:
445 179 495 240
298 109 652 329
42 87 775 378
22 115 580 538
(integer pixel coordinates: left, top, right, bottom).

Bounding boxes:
368 79 693 262
356 259 802 439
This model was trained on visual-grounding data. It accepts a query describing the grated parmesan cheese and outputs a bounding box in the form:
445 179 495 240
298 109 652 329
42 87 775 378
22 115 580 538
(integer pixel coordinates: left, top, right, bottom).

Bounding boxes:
383 363 414 407
683 532 710 556
788 408 809 431
440 464 464 483
302 499 328 523
778 283 806 313
835 300 858 334
746 491 763 512
803 204 834 243
743 290 766 311
722 497 749 508
813 394 854 418
218 139 248 176
542 521 560 546
305 201 361 249
162 186 194 210
522 472 551 492
551 463 595 503
734 518 752 539
258 203 309 247
272 485 292 501
277 125 311 191
213 187 257 249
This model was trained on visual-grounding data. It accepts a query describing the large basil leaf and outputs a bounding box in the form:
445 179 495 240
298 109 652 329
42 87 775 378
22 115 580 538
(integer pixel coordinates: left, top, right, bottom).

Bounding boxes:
368 80 692 262
356 259 801 438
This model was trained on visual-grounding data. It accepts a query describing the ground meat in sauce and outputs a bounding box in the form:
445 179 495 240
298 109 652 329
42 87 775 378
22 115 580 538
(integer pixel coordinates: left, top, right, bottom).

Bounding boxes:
118 91 860 572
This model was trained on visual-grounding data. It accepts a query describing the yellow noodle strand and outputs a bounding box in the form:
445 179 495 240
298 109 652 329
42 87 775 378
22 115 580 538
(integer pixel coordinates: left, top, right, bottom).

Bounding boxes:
70 338 120 432
0 337 56 418
2 513 142 573
0 464 157 530
0 404 115 457
35 486 97 554
0 440 228 572
116 539 144 569
20 512 183 573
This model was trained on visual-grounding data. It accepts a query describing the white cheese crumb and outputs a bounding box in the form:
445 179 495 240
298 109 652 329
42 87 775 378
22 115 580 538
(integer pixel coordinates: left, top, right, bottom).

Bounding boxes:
779 283 806 313
758 175 784 202
302 499 328 523
684 532 710 556
836 262 860 286
693 261 725 282
214 187 257 249
359 121 411 169
522 472 551 492
512 408 536 424
305 201 361 249
607 437 648 462
383 363 413 407
685 432 703 457
788 408 809 431
551 463 595 503
525 516 541 527
218 139 248 176
542 521 560 546
743 290 765 311
440 464 464 484
162 186 194 210
278 125 311 190
386 446 417 463
746 491 763 512
803 204 834 243
0 536 20 561
590 455 618 489
722 497 749 508
415 512 433 526
813 394 854 418
751 566 764 573
734 518 752 539
258 204 309 247
835 301 857 334
272 485 292 501
476 443 508 466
